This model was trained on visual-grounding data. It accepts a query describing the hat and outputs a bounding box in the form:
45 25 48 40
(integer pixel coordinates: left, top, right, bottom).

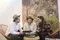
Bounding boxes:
13 14 20 19
26 16 34 20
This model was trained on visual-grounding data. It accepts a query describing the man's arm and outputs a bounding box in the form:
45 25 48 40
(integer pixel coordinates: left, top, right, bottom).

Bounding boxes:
10 25 20 35
10 26 20 34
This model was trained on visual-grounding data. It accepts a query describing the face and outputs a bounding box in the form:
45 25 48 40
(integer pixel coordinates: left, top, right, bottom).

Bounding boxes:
37 18 42 23
15 17 20 23
27 19 33 24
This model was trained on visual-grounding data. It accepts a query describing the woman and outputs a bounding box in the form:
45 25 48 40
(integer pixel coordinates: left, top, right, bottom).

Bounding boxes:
23 16 37 37
37 16 46 40
37 16 53 40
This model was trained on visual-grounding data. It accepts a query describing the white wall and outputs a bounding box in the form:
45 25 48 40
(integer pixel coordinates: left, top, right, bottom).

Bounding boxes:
0 0 22 26
58 0 60 23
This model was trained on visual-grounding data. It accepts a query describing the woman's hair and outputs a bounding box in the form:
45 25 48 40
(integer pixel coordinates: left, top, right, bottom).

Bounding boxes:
38 16 45 22
37 16 46 28
26 16 33 21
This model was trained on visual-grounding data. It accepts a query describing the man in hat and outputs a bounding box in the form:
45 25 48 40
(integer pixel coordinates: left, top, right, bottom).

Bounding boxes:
5 14 24 40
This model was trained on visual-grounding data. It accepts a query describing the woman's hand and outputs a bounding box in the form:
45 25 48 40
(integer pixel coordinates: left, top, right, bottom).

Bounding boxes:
36 30 39 32
48 33 51 36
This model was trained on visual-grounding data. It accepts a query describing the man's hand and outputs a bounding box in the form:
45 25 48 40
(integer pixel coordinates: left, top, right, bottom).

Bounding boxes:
17 32 20 35
19 32 24 34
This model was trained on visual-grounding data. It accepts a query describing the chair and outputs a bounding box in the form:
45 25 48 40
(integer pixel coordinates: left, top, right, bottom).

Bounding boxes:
51 29 60 38
0 24 12 40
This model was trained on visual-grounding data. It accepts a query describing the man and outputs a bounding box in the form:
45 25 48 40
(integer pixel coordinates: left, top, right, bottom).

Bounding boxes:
23 16 37 37
5 14 24 40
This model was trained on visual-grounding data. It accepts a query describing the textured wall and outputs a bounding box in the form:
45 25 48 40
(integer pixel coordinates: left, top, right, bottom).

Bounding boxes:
22 0 59 32
22 0 58 24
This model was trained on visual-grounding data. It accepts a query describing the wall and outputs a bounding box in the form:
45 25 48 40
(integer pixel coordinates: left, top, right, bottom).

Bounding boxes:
0 0 22 26
58 0 60 23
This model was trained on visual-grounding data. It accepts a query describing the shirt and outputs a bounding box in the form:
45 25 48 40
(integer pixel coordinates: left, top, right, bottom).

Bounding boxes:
23 22 37 34
5 22 22 36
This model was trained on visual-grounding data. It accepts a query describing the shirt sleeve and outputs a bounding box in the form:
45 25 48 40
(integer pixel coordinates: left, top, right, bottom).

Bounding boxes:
10 24 19 34
31 23 37 34
23 23 27 31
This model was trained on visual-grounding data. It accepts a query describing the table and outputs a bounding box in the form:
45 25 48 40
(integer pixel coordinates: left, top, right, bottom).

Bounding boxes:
24 36 39 40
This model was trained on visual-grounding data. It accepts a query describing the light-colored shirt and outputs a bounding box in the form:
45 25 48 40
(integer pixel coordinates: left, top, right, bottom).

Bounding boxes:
5 22 22 36
23 22 37 34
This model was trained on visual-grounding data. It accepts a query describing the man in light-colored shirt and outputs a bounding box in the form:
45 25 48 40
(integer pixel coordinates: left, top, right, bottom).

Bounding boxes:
5 15 24 40
5 23 22 36
23 16 37 37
